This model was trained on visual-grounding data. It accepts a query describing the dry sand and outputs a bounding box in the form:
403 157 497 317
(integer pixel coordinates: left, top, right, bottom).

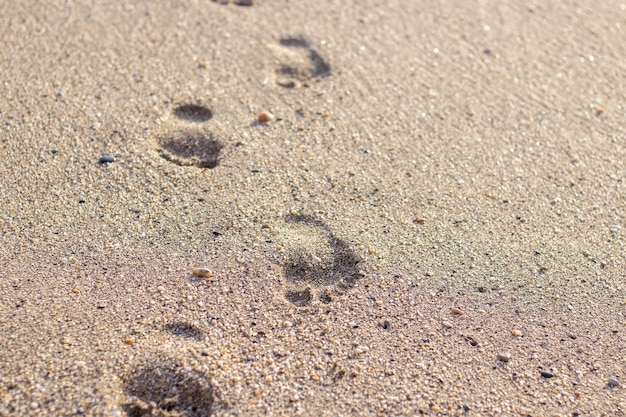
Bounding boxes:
0 1 625 416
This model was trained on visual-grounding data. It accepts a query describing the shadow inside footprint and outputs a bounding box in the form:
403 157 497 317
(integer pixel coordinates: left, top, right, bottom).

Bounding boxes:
173 104 213 123
285 288 312 307
124 358 214 417
283 214 361 306
158 131 223 169
164 321 204 341
275 36 331 87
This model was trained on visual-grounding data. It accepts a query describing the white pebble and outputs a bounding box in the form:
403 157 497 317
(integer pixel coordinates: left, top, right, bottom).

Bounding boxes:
497 352 511 362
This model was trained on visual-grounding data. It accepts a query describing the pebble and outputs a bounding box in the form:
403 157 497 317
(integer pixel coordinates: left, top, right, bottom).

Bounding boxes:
608 377 619 386
497 352 511 362
192 268 213 278
541 371 554 378
511 330 522 337
98 155 116 163
258 111 275 123
451 307 464 315
442 321 453 329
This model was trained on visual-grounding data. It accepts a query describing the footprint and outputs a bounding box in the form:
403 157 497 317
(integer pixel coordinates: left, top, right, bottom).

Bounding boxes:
157 129 223 169
211 0 252 6
156 104 223 169
282 214 362 307
163 321 204 341
123 357 215 417
173 104 213 123
272 36 331 88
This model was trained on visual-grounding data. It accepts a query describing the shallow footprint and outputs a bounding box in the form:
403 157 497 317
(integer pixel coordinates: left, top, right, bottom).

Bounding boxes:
123 356 215 417
173 104 213 123
271 36 331 88
282 214 361 307
156 129 223 169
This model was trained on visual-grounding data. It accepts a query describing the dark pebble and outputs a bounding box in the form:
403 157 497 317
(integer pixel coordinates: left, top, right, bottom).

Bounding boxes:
541 371 554 378
99 155 116 164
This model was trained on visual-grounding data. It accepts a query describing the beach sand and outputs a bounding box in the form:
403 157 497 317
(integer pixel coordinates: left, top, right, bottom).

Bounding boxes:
0 1 624 415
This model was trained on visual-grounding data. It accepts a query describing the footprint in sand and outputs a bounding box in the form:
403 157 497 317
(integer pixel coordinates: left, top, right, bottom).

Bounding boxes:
123 355 215 417
281 214 362 307
156 104 224 169
271 36 331 89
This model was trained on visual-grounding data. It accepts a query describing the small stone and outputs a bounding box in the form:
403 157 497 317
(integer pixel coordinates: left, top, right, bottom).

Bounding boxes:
451 307 464 315
413 217 426 223
157 286 166 292
497 352 511 362
124 338 135 345
258 111 275 123
511 330 522 337
192 268 213 278
607 377 619 386
98 155 116 164
442 321 453 329
541 371 554 378
234 0 253 5
265 375 273 383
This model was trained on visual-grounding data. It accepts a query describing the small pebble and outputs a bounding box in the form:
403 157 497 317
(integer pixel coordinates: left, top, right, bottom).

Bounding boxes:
451 307 464 315
99 155 116 163
265 375 273 383
511 330 522 337
258 111 275 123
192 268 213 278
442 321 453 329
607 377 619 386
541 371 554 378
497 352 511 362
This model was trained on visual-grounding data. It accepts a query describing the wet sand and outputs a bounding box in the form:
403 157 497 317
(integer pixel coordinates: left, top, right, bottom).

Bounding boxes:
0 1 624 415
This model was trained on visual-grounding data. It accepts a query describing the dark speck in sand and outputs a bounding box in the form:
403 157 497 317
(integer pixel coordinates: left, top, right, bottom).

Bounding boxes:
99 155 115 164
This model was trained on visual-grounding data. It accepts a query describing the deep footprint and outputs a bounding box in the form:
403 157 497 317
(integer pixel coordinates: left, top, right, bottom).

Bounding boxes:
282 214 361 307
274 36 331 88
157 130 223 168
123 357 214 417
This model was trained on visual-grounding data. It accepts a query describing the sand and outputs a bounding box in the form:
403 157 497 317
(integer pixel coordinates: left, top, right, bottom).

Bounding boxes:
0 0 624 415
